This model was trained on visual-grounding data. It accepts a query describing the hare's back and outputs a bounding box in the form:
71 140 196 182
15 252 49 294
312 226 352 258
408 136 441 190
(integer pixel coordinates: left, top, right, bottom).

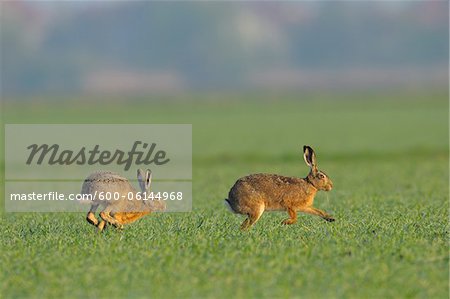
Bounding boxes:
81 171 135 194
229 173 304 199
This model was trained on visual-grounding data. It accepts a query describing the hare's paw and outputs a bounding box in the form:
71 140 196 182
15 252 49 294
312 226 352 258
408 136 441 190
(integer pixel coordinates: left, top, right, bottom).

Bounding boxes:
282 218 297 225
240 219 251 230
97 221 106 232
86 212 99 226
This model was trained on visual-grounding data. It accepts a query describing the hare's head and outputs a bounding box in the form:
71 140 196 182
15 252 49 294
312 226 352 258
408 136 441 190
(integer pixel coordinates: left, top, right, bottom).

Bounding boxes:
137 169 166 212
303 146 333 191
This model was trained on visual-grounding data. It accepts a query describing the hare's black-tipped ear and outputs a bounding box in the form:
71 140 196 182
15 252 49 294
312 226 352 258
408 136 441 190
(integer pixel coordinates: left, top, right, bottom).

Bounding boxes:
145 169 152 190
303 145 317 172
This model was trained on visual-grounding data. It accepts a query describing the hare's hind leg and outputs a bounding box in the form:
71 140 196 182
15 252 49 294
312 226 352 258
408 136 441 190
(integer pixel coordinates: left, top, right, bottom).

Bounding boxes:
301 207 335 222
87 203 108 232
240 205 264 230
99 207 124 229
86 203 99 226
281 208 297 225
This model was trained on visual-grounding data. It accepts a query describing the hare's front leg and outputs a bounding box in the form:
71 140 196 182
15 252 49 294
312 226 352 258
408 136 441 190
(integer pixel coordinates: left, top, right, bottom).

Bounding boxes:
281 208 297 225
99 207 124 229
301 207 335 222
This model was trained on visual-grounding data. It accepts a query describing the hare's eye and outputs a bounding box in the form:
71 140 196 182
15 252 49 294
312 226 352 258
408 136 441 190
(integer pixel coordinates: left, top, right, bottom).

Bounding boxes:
318 173 325 179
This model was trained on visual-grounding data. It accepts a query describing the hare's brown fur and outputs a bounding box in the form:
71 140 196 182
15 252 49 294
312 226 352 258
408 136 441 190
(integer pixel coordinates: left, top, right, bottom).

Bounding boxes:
226 146 334 230
82 169 165 231
113 211 151 225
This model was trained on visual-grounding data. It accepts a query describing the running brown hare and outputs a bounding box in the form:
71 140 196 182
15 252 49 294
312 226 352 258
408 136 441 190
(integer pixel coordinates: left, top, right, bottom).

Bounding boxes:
225 146 334 230
82 169 166 232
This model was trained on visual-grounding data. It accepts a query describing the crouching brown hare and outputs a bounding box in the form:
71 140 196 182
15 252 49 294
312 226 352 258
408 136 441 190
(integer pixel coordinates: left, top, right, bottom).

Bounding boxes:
225 146 334 230
82 169 166 232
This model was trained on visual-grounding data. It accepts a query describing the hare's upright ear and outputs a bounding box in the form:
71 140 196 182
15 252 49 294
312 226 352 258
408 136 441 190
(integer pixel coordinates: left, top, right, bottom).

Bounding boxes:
303 145 317 173
137 169 152 192
145 169 152 191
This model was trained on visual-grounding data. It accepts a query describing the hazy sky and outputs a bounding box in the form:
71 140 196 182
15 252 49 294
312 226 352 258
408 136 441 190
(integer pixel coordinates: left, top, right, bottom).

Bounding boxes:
2 1 448 95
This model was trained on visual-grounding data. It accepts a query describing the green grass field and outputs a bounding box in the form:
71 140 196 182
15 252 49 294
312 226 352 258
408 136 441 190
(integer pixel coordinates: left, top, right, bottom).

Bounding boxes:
1 90 448 298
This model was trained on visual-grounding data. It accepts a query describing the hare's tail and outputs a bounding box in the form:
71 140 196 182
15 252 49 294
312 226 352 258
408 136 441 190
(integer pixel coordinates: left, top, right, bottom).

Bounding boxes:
224 198 237 213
